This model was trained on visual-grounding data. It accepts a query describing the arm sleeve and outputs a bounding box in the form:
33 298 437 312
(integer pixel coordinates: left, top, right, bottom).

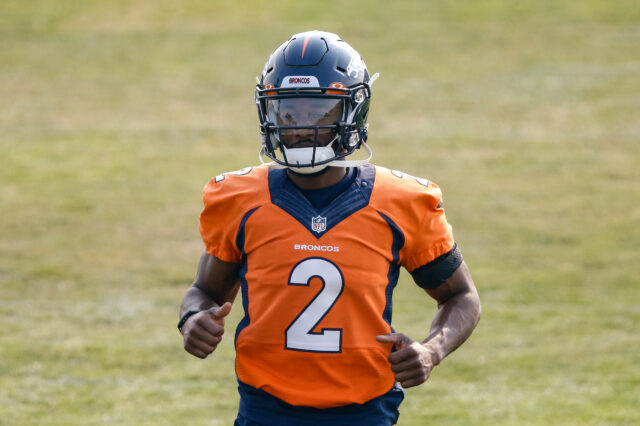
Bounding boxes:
410 243 463 289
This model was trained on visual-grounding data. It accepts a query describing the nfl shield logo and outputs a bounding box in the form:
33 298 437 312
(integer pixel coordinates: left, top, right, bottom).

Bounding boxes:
311 216 327 233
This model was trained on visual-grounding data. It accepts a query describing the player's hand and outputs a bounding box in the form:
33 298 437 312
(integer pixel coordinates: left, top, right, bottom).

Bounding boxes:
375 332 437 388
182 302 232 359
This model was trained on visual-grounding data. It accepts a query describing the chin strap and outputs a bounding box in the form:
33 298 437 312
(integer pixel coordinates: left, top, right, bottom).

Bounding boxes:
258 142 373 170
259 147 286 168
328 142 373 168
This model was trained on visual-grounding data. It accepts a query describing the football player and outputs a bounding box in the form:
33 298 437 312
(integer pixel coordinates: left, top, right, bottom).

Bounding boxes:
178 30 481 426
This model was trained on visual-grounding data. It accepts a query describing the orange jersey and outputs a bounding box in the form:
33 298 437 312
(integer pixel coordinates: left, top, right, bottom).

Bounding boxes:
199 164 456 409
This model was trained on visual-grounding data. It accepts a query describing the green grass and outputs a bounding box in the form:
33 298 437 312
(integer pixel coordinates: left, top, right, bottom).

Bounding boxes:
1 1 639 424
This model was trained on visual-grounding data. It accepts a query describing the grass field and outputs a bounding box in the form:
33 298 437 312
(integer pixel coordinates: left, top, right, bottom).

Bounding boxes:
1 1 639 424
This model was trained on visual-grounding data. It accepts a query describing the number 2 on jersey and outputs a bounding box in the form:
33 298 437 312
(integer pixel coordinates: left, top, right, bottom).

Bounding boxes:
285 258 344 353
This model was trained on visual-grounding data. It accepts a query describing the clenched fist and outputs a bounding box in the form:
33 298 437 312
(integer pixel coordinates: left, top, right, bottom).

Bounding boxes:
181 302 232 359
375 332 438 388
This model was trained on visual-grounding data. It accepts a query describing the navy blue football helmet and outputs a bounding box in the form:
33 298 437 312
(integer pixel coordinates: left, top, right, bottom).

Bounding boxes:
255 31 377 174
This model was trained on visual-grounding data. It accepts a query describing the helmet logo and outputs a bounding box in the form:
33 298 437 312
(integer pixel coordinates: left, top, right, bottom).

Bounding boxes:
346 54 365 79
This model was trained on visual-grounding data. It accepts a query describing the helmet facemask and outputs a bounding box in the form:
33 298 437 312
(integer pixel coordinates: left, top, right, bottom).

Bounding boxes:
256 84 372 173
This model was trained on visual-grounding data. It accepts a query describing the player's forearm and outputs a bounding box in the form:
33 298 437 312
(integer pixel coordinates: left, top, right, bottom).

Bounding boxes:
180 252 241 318
179 285 222 317
422 288 481 366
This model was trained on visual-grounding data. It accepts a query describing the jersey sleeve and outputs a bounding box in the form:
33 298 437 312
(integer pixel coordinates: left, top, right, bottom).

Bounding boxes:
400 183 455 265
373 168 463 288
199 166 267 263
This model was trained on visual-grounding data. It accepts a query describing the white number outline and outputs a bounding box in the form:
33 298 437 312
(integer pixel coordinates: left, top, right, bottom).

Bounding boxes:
285 257 345 353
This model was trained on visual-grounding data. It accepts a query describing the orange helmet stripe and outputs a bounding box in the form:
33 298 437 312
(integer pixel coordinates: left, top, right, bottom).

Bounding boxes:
301 35 311 58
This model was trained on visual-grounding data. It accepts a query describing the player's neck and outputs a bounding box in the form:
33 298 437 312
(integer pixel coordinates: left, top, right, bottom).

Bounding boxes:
286 167 347 190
